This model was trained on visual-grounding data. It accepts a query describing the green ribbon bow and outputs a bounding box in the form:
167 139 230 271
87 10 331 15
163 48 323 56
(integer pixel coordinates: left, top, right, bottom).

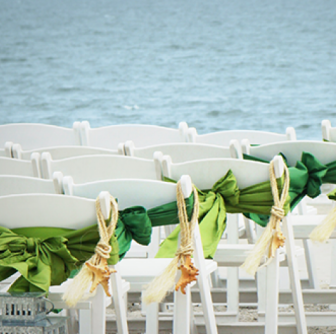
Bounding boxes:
156 170 289 259
244 151 332 209
0 196 194 293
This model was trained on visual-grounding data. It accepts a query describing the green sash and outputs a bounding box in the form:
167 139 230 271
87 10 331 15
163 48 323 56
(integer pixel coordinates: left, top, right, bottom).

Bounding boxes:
0 196 193 293
243 151 336 209
156 170 290 259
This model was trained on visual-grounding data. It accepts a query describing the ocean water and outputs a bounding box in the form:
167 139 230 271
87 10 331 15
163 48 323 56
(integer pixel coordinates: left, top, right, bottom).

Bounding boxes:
0 0 335 139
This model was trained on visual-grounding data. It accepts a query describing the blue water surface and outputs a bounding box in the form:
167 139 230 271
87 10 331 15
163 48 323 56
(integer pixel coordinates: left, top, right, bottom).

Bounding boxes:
1 0 335 139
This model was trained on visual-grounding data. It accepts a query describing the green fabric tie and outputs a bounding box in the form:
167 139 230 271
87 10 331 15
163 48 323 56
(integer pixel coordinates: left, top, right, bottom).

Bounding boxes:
244 151 330 209
156 170 289 259
0 196 193 294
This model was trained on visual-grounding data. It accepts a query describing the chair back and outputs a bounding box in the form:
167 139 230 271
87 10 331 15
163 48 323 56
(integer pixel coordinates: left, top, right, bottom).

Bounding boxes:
0 123 81 150
63 177 183 209
0 174 62 196
162 155 284 190
0 154 41 178
187 127 296 145
41 153 163 182
124 140 242 162
243 140 336 166
0 191 111 230
80 121 189 149
12 143 124 160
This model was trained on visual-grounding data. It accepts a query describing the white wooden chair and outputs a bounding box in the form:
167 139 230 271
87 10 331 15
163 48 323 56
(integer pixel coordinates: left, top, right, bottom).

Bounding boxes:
80 121 189 149
242 139 336 291
187 126 296 145
41 153 163 182
0 122 82 150
12 143 124 160
162 155 307 334
0 154 41 178
61 175 218 334
0 192 127 334
124 139 243 162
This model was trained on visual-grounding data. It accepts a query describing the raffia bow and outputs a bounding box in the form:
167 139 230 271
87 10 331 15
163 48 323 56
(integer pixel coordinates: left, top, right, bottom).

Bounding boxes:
241 159 290 276
142 181 199 304
63 195 118 307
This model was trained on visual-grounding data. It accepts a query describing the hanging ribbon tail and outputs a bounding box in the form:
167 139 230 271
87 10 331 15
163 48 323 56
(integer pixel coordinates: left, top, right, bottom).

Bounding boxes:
310 206 336 242
142 257 179 305
63 194 119 307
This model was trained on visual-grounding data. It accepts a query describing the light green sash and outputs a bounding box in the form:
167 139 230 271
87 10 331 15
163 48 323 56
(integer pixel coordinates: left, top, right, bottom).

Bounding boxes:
156 170 290 259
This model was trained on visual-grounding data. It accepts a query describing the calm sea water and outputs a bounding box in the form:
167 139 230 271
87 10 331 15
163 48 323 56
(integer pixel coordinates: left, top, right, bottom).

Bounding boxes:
1 0 335 139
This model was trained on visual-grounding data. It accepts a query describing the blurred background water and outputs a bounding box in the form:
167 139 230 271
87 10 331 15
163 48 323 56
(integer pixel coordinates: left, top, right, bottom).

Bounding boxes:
0 0 335 139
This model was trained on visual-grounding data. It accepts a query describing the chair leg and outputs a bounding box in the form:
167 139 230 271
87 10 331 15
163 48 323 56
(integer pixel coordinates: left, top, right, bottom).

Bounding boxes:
256 266 267 320
90 285 106 334
283 217 308 334
303 239 318 289
142 299 159 334
79 309 91 334
264 249 280 334
193 224 218 334
110 264 129 334
173 285 191 334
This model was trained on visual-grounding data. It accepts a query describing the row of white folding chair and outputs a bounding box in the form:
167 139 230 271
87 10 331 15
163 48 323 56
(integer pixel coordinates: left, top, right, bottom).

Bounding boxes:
161 154 307 334
0 172 216 333
0 121 190 151
186 126 297 145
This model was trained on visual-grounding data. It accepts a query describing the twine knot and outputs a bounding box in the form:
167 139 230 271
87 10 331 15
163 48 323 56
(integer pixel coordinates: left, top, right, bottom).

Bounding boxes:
175 244 193 258
95 242 112 259
271 206 285 220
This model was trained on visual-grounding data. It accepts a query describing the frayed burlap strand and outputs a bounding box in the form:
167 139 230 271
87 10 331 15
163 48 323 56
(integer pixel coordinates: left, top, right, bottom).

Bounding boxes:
142 181 199 305
241 159 290 276
310 206 336 242
63 194 118 307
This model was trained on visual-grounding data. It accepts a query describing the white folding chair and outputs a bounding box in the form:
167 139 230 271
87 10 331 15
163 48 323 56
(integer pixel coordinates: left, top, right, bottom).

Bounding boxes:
12 143 124 160
41 153 163 182
80 121 189 149
0 192 127 334
124 139 242 162
243 140 336 291
0 154 41 178
162 155 307 334
187 126 296 145
61 175 218 334
0 122 81 149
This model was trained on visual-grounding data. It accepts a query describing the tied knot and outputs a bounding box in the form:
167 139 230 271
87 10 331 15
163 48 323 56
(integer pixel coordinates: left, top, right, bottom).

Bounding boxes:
26 237 39 253
271 206 285 220
95 242 112 259
175 244 193 258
